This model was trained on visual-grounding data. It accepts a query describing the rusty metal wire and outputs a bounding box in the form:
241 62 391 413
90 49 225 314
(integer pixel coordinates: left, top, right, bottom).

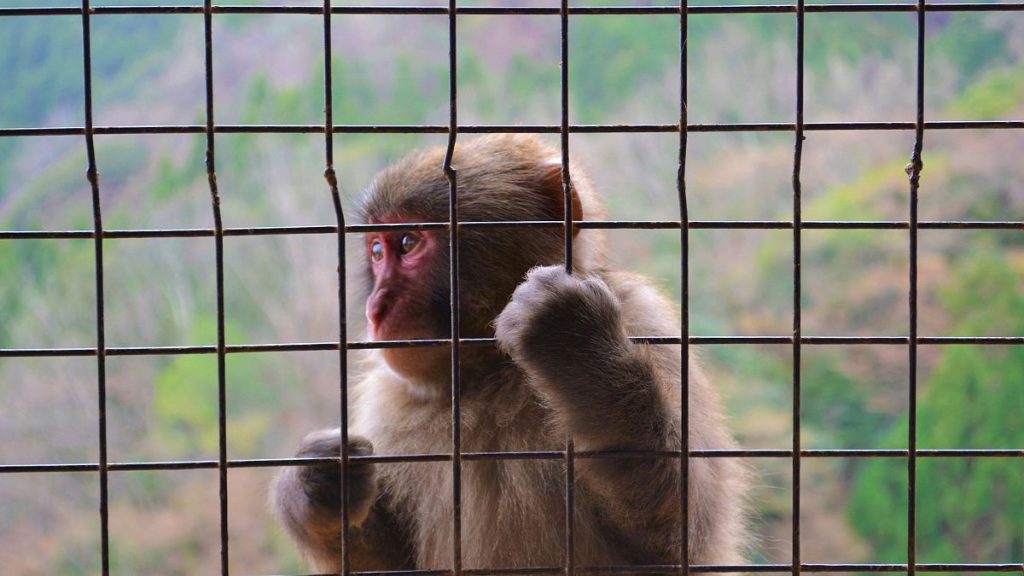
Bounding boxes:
1 3 1022 576
78 2 110 573
791 0 806 570
558 0 578 571
443 0 464 571
677 1 692 572
319 0 356 571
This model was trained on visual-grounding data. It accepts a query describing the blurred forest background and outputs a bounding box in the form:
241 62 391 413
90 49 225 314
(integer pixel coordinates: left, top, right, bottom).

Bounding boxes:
1 0 1021 574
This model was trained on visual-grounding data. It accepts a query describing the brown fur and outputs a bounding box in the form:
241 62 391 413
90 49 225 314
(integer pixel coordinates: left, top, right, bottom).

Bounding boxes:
272 135 748 572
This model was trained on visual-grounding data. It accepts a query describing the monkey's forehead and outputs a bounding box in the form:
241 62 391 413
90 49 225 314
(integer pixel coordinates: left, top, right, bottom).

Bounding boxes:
353 133 567 224
355 178 451 224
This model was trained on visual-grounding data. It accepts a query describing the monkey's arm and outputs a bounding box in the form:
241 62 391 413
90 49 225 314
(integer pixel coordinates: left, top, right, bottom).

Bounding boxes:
272 431 415 571
494 266 683 533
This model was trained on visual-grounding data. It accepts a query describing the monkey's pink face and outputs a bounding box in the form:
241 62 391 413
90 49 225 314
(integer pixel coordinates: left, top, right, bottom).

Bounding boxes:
365 224 449 379
365 228 440 339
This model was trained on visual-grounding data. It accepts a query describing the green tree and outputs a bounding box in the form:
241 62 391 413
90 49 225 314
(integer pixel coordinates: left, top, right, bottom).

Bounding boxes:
848 245 1024 563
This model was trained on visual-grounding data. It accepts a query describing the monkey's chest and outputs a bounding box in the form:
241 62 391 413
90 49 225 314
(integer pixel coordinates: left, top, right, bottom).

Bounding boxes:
360 380 618 569
382 449 570 570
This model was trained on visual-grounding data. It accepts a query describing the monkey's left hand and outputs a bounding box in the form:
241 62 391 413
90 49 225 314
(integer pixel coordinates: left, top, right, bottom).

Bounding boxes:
495 265 629 379
496 265 664 448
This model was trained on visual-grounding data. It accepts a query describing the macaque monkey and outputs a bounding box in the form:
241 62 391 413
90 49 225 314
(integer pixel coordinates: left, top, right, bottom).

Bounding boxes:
272 134 747 572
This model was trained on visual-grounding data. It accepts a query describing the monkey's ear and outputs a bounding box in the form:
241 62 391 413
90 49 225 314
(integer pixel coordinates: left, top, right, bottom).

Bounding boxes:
538 160 584 231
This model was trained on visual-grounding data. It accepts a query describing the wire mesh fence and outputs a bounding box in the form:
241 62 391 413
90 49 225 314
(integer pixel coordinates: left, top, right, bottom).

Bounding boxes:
0 1 1022 576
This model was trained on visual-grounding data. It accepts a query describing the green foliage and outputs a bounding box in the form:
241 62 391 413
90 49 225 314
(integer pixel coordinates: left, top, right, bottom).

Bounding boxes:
240 73 321 126
460 51 558 121
153 352 220 457
392 56 436 123
0 8 180 198
848 450 909 562
152 318 277 458
946 64 1024 120
929 14 1013 90
805 13 914 72
507 55 555 112
848 246 1024 562
2 145 90 229
0 237 93 347
0 11 179 125
0 15 82 128
805 159 911 221
332 55 442 126
941 241 1024 337
801 355 891 448
152 146 198 203
569 14 679 122
55 535 102 576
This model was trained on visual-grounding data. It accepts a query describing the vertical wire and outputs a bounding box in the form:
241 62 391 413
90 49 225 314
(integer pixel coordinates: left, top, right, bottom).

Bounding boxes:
908 0 926 574
677 0 691 574
80 1 109 573
321 1 351 574
203 1 229 573
792 0 806 573
559 0 576 574
560 0 573 275
443 1 463 573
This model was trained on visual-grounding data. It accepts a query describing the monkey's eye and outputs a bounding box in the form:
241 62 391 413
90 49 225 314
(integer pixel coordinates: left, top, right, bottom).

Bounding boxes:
370 240 384 262
400 233 421 254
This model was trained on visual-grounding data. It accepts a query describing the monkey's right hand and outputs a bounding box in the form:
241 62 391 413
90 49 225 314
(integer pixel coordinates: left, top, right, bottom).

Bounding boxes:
272 430 378 545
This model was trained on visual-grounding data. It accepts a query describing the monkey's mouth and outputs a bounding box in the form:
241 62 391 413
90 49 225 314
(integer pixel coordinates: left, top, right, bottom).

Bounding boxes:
369 314 442 344
367 293 449 343
367 317 396 341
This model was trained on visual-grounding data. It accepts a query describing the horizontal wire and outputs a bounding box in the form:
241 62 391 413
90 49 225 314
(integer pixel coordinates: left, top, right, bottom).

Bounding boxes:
294 565 454 569
270 565 1024 576
4 335 1024 358
2 121 1023 138
3 333 1024 358
2 219 1022 240
3 448 1021 474
579 565 1024 574
3 3 1024 17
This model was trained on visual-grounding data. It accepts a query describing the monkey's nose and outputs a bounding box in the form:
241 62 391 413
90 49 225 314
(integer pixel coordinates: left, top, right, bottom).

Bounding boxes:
366 289 393 330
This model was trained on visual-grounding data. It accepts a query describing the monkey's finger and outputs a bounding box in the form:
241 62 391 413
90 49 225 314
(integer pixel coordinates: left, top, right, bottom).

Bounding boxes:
494 303 530 353
522 264 572 290
349 436 374 457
